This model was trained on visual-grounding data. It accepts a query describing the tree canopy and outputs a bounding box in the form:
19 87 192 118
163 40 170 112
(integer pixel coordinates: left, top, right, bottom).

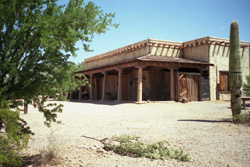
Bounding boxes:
0 0 118 165
0 0 118 115
0 0 117 99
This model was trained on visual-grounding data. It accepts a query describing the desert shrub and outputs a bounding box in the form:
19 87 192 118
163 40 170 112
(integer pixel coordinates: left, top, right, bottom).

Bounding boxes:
0 100 32 167
233 111 250 125
104 135 191 161
38 131 62 166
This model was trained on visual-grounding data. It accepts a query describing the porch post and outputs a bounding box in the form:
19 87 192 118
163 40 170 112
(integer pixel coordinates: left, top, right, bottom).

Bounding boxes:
94 76 97 100
117 69 123 101
101 72 107 100
137 67 143 103
69 92 73 100
89 74 93 100
170 69 175 100
78 86 82 100
78 77 82 100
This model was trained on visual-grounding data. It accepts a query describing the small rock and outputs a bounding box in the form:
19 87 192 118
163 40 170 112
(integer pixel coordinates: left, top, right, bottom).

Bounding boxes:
90 146 97 150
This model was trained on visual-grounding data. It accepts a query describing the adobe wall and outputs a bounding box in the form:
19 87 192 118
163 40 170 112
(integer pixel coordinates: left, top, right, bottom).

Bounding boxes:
182 36 249 101
207 37 249 101
183 37 209 62
149 39 183 57
84 39 184 70
84 40 150 70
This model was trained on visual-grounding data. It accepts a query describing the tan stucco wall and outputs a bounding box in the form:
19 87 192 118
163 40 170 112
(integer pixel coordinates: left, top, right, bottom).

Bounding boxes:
85 40 150 70
182 36 249 101
149 39 183 57
84 39 183 70
207 37 249 101
183 37 209 62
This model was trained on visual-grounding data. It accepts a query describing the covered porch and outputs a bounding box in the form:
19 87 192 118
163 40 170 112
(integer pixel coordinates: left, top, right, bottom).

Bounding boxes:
75 55 212 103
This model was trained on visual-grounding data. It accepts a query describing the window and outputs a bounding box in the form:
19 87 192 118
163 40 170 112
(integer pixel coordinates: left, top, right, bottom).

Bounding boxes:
219 71 229 92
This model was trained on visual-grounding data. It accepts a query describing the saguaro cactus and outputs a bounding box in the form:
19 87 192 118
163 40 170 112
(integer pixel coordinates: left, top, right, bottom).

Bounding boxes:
229 20 242 117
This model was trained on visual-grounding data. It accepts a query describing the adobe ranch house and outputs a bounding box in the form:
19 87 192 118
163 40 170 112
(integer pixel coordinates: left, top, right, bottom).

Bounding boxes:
75 36 249 103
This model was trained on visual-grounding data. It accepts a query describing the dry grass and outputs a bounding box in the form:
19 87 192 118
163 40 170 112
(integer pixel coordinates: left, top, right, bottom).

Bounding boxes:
38 131 62 167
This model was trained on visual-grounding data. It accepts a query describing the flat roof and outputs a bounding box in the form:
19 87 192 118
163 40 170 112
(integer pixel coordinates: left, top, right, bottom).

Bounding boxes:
137 55 213 66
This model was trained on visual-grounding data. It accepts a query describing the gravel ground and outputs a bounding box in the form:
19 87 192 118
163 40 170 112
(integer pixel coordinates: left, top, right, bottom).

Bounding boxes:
21 100 250 167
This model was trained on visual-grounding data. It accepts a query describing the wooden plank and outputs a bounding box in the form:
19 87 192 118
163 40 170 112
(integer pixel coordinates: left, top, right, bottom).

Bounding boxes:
180 90 187 97
179 74 188 101
179 74 184 80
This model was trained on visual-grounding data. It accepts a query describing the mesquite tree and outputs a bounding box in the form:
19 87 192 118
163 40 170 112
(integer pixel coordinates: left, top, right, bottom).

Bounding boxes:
0 1 118 165
229 20 242 117
0 0 118 120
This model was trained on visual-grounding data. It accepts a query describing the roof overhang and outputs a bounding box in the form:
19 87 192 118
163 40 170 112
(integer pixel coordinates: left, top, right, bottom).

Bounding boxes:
75 55 213 75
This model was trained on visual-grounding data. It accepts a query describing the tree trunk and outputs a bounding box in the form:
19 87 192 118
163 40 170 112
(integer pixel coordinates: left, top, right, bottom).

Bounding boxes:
24 101 28 114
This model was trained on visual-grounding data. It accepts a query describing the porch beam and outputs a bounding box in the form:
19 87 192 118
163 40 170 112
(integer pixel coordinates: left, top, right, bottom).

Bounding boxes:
80 61 139 75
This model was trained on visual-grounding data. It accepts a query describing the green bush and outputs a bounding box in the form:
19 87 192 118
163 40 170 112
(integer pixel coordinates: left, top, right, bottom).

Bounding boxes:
233 111 250 125
0 100 33 167
104 135 191 161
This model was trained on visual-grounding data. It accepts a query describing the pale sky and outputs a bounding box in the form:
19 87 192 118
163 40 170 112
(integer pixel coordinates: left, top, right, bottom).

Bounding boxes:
58 0 250 64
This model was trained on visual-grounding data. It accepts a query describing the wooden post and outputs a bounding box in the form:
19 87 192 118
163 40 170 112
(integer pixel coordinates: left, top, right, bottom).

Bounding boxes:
94 77 97 100
89 74 93 100
69 93 73 100
78 86 82 100
117 69 122 101
137 67 143 103
24 101 28 114
102 72 107 100
198 74 201 101
170 69 175 100
176 71 180 102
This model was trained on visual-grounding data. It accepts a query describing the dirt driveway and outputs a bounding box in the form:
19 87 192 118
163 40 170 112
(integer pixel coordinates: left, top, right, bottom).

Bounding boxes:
21 100 250 167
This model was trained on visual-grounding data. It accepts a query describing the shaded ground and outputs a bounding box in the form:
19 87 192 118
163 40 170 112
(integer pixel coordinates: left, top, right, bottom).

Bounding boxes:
21 100 250 167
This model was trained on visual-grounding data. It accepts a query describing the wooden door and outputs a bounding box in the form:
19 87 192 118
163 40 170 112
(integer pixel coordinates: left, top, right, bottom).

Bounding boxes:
179 74 200 101
122 74 128 100
187 75 199 101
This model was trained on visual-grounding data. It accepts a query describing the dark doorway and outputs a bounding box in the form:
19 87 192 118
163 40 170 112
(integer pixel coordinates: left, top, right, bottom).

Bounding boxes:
96 78 102 100
122 74 129 100
201 72 210 100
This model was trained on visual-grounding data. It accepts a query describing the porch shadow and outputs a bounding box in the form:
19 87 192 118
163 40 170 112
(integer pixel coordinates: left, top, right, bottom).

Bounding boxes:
68 100 136 106
178 118 232 123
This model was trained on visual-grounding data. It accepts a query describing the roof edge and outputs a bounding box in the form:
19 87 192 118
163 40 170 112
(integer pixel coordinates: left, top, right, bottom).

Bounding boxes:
84 39 149 63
